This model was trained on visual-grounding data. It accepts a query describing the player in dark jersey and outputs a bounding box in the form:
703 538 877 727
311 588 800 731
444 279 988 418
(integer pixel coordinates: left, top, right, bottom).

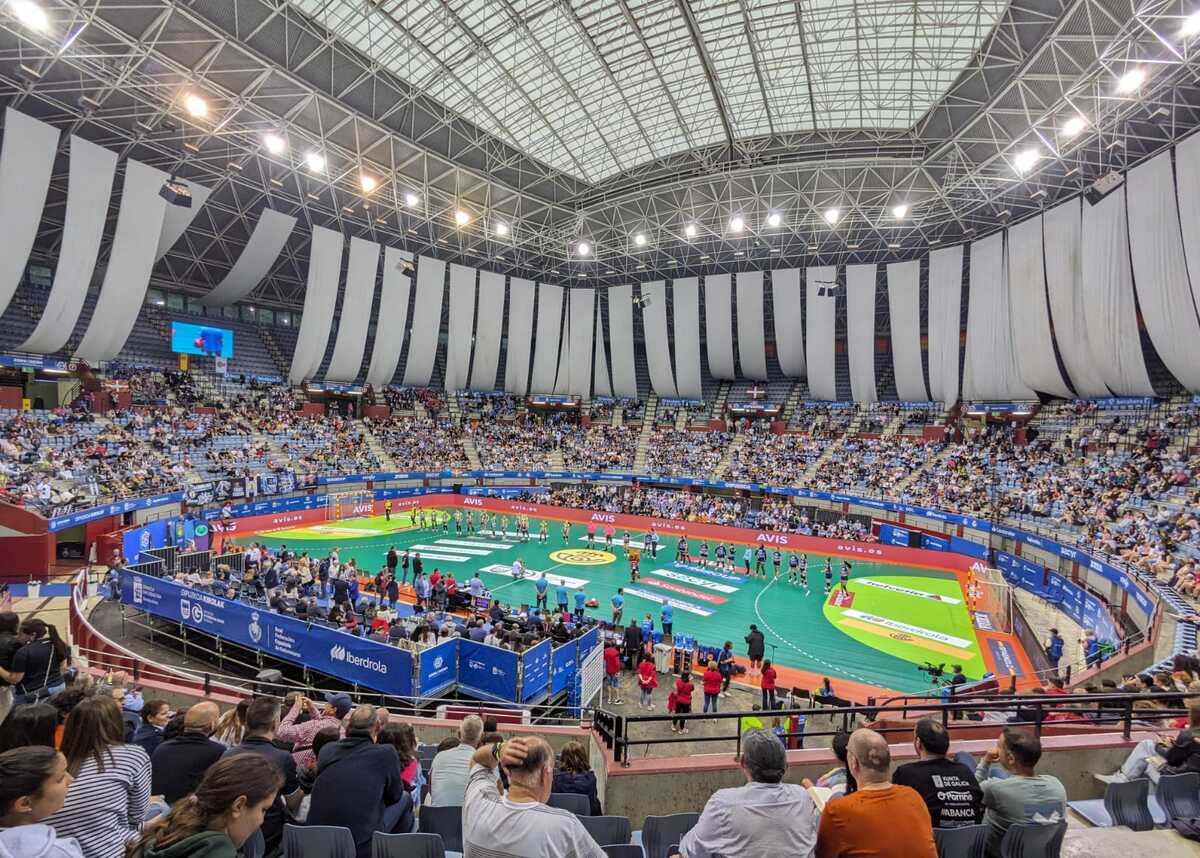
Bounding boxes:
824 558 834 594
698 542 710 566
771 549 782 580
787 552 799 584
715 543 727 569
754 546 767 578
839 560 852 593
798 554 809 590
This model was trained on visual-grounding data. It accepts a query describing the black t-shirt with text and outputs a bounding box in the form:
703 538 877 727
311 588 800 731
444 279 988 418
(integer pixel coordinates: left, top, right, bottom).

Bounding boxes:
892 756 983 828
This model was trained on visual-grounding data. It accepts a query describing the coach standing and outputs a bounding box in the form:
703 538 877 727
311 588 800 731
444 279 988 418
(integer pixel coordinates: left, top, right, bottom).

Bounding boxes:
745 624 765 679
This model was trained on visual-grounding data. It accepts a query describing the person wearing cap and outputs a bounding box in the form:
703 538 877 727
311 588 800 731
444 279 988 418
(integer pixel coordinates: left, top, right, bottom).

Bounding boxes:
277 692 353 771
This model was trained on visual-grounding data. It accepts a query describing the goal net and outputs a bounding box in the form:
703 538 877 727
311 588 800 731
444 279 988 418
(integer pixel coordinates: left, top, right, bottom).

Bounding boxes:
966 563 1013 634
326 490 374 522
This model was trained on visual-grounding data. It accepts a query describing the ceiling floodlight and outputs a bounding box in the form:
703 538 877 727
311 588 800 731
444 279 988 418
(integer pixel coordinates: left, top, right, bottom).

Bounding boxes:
728 215 745 232
494 221 509 236
633 233 647 246
305 151 325 172
9 0 47 31
576 240 591 256
360 174 378 193
1183 11 1200 36
404 192 420 207
766 212 782 228
1013 147 1040 174
823 207 840 225
892 203 909 219
1117 68 1146 93
1060 115 1087 139
262 133 286 155
684 223 698 238
183 93 208 118
454 209 470 226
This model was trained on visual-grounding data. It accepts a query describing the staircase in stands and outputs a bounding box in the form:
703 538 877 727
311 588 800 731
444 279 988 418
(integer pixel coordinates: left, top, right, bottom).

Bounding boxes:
894 444 947 492
714 433 744 479
359 423 398 471
259 329 289 378
632 394 659 472
781 381 805 424
461 434 482 469
801 435 843 483
711 380 732 419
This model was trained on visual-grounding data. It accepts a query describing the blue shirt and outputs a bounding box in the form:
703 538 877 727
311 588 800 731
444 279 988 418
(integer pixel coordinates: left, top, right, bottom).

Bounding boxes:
743 548 753 562
535 577 549 594
574 592 586 609
556 585 569 604
661 604 674 625
612 594 624 609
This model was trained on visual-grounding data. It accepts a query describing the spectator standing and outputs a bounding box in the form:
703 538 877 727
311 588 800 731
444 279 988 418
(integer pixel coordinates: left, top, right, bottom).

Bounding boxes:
671 671 694 734
974 728 1066 858
0 612 19 722
44 695 152 858
814 729 937 858
551 740 603 816
677 729 819 858
1045 629 1064 673
603 640 624 705
745 624 765 679
276 692 351 771
307 705 411 858
891 718 983 828
0 745 83 858
7 619 70 705
461 736 605 858
761 660 778 710
151 701 225 803
222 697 300 854
131 699 171 758
718 641 736 697
637 654 658 709
702 660 722 718
429 714 484 807
127 754 283 858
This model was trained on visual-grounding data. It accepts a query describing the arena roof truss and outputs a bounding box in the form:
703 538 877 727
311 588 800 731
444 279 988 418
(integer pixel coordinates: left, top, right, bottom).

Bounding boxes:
0 0 1199 310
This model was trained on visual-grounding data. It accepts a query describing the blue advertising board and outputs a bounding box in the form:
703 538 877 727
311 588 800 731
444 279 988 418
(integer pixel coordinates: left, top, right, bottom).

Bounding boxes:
123 519 171 565
921 534 950 552
521 638 552 702
551 642 578 696
50 492 183 531
950 536 989 560
879 524 911 546
457 639 520 702
578 626 601 661
121 571 413 697
418 638 459 697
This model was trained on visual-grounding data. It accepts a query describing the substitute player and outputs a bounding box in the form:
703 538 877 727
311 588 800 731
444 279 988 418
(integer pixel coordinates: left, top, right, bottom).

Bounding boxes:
698 541 709 566
824 558 834 595
715 543 727 569
628 546 641 583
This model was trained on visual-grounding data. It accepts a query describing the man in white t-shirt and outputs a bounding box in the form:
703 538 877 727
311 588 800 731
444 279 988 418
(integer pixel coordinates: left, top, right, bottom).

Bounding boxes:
429 714 484 807
463 735 605 858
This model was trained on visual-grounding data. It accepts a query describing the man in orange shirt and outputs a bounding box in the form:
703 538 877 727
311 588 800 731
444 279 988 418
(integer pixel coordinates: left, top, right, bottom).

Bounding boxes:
815 728 937 858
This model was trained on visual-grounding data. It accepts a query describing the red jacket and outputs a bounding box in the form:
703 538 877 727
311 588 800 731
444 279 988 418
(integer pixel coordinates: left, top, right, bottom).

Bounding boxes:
638 661 658 689
604 646 621 675
674 679 694 705
702 669 722 695
762 667 777 690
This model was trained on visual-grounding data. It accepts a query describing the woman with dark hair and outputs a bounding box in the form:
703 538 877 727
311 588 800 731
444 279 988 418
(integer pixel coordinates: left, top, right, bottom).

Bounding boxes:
3 619 70 704
42 694 151 858
377 722 419 789
0 701 59 752
551 740 602 815
127 754 283 858
812 729 857 797
0 745 82 858
0 611 20 722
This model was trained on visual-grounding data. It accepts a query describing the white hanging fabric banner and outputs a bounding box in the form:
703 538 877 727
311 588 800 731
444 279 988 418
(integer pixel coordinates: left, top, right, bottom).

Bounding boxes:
1006 216 1073 398
0 108 60 317
735 271 768 380
20 135 116 354
672 277 701 398
805 266 836 400
401 255 446 387
553 306 571 395
75 160 170 364
530 283 564 393
704 274 736 379
568 287 595 397
470 270 505 391
1044 199 1109 397
154 179 211 262
641 280 677 397
963 233 1035 400
1128 152 1200 391
771 268 804 377
444 263 478 391
846 264 878 404
365 247 411 389
1173 133 1200 324
1081 188 1155 395
927 245 964 405
593 298 612 398
503 278 535 395
200 209 297 306
287 226 344 385
608 284 638 398
886 260 928 401
325 236 380 382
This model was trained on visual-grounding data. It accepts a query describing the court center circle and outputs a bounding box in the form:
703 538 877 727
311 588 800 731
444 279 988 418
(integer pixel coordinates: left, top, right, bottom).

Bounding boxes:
549 549 616 566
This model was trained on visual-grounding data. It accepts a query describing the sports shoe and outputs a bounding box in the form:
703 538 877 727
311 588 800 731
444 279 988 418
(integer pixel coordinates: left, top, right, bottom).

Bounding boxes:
648 704 655 710
1095 772 1129 784
671 725 678 733
613 698 624 705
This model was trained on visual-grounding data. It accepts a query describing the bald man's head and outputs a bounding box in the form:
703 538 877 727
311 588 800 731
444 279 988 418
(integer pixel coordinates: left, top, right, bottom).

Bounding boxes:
504 736 556 802
184 701 220 735
847 728 892 786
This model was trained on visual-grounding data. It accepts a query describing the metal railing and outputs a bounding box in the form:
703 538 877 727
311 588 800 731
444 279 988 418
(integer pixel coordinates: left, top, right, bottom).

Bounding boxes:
594 691 1192 766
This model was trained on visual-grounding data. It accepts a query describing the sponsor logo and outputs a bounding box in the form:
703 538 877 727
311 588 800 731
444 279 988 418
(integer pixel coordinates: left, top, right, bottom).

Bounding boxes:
590 513 616 523
755 533 789 545
433 656 445 670
329 643 389 674
132 577 143 604
351 503 373 515
192 604 204 624
549 549 615 566
837 544 884 557
180 598 191 620
829 589 855 608
640 578 727 605
464 498 483 507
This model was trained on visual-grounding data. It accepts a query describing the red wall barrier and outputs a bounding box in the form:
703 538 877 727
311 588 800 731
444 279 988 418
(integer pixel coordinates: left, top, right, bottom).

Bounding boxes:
0 499 48 535
0 534 55 582
0 387 22 410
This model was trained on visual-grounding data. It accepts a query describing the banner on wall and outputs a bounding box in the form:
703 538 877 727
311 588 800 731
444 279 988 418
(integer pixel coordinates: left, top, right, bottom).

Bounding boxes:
186 478 247 506
879 524 911 546
122 519 170 565
921 534 949 552
521 638 552 702
551 641 578 696
457 639 520 702
418 638 459 697
120 571 414 697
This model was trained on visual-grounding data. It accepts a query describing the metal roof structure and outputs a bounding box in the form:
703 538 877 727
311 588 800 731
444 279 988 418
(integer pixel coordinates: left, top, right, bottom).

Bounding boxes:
2 0 1200 309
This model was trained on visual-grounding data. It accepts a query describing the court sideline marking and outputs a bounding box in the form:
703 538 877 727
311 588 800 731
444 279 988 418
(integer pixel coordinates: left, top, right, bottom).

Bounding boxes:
752 578 873 685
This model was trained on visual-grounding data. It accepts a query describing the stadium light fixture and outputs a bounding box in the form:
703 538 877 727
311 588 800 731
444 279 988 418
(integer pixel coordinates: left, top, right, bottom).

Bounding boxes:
404 191 420 207
1013 147 1041 174
823 207 840 225
262 133 286 155
9 0 48 31
576 240 591 256
633 232 647 246
454 209 470 226
1060 115 1087 139
684 223 698 238
183 93 208 118
304 151 325 172
728 215 745 233
766 212 782 228
1184 11 1200 36
1117 68 1146 93
360 174 378 193
494 220 509 236
892 203 909 219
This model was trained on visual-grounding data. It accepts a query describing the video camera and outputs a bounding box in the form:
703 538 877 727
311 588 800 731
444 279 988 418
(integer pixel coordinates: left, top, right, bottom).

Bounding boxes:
917 661 946 678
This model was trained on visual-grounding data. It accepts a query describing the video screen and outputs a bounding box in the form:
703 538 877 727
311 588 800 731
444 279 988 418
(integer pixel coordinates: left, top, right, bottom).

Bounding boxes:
170 322 234 358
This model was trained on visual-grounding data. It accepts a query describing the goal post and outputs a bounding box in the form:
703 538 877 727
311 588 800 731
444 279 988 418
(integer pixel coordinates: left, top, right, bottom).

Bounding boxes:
326 490 374 522
966 562 1013 634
